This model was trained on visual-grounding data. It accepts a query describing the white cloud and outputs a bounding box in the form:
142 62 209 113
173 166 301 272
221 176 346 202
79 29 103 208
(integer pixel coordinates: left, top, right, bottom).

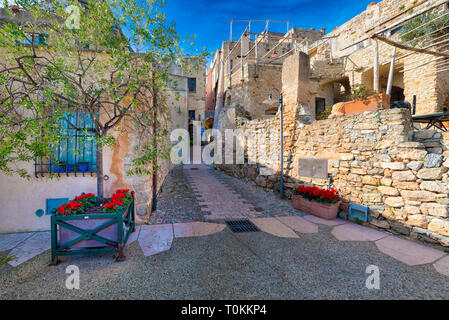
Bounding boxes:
0 0 17 8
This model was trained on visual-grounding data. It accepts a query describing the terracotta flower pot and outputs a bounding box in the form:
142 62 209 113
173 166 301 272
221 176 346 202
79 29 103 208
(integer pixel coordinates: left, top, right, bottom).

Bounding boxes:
343 93 390 116
292 194 341 220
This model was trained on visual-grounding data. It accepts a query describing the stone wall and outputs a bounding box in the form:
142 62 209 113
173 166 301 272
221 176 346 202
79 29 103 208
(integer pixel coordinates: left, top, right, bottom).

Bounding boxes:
247 63 283 118
187 68 207 123
215 108 449 247
226 62 283 118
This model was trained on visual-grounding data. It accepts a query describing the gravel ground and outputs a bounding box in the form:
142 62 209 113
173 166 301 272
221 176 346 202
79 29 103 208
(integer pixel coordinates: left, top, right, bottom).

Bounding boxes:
1 164 448 299
1 226 448 299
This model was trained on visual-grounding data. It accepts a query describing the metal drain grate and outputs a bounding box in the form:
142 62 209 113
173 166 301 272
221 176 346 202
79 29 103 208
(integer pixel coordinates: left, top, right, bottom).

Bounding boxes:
226 219 260 233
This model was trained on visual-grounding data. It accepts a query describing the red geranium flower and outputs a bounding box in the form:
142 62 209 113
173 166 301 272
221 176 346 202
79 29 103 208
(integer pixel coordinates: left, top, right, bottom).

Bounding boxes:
294 185 340 204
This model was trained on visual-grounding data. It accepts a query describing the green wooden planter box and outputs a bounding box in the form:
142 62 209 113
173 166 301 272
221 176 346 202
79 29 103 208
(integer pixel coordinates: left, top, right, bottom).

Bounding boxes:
50 196 136 265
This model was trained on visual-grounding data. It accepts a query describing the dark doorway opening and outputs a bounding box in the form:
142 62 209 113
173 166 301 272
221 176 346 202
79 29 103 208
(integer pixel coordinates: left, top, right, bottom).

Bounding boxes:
315 97 326 120
188 110 196 141
391 86 405 103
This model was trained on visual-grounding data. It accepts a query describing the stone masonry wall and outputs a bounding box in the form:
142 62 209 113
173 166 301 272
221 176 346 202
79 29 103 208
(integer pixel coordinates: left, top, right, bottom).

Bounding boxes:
227 62 282 118
215 108 449 247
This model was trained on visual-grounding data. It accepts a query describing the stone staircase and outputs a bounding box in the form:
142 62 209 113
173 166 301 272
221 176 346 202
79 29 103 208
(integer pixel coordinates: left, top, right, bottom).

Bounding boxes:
412 130 444 155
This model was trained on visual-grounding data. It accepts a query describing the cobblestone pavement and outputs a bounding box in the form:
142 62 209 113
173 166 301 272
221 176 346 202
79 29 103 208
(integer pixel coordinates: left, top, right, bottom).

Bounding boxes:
149 164 300 224
210 168 301 217
149 165 205 224
185 165 263 221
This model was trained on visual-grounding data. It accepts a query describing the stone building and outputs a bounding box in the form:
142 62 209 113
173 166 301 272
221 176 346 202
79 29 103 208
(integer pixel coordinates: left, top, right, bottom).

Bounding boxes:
308 0 449 117
168 63 207 131
210 0 449 121
208 26 325 121
215 51 449 247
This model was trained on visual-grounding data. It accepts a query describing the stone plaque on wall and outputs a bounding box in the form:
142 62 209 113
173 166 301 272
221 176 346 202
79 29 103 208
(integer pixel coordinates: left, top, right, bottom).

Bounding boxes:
298 158 328 179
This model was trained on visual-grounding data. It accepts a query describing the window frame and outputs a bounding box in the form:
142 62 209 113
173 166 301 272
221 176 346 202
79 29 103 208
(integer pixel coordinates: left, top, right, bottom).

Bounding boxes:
188 77 197 93
34 109 98 177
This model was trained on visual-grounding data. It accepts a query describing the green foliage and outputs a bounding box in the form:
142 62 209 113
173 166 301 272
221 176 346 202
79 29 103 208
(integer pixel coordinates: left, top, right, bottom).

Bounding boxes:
316 105 333 120
0 0 207 185
350 84 376 100
400 9 449 47
0 255 14 265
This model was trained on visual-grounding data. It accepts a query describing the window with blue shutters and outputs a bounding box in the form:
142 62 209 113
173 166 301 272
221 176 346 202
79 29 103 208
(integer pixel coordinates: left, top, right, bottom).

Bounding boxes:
13 31 48 46
35 111 97 177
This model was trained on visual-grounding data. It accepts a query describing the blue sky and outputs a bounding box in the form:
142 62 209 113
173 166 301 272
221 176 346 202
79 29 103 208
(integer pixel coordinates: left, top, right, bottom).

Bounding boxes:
164 0 375 61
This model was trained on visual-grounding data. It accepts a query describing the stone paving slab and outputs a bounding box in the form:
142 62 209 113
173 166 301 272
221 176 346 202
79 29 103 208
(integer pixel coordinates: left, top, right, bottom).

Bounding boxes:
7 232 51 267
127 226 141 245
331 223 389 242
138 224 173 257
0 232 35 252
434 255 449 276
375 236 446 266
303 215 347 226
276 216 318 234
173 222 226 238
250 218 299 238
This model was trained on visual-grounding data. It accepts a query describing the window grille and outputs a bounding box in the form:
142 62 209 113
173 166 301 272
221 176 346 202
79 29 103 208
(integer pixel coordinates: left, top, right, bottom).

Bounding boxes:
188 77 197 93
35 111 97 177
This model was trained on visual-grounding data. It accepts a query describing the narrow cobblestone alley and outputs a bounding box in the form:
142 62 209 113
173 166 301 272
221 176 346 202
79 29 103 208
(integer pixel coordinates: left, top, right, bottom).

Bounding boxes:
150 164 300 224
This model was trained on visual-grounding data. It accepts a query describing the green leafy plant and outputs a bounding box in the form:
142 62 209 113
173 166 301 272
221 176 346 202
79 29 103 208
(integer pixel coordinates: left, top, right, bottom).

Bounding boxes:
350 84 376 100
0 255 15 265
74 193 97 208
400 9 449 47
316 105 333 120
0 0 207 201
102 189 133 213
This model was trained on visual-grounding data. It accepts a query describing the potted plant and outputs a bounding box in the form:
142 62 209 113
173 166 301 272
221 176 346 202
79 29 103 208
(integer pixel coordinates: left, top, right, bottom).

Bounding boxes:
77 162 90 172
53 161 75 173
343 84 390 116
292 186 341 220
50 189 136 265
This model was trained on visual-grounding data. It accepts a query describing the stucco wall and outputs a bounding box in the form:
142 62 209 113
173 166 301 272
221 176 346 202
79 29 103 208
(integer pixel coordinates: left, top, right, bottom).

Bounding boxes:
0 106 174 233
188 68 207 124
